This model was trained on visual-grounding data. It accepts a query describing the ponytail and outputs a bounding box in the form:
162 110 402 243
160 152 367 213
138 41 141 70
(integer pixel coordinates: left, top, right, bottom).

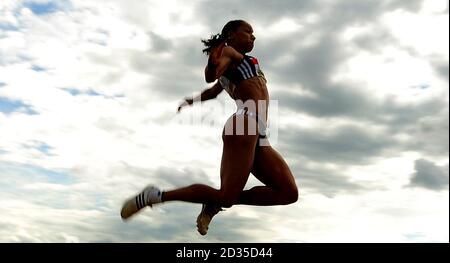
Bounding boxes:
201 20 246 55
201 33 226 55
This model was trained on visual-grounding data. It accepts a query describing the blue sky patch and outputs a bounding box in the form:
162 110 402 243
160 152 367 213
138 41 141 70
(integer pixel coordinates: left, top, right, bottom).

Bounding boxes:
37 143 52 155
62 88 103 97
23 141 54 155
62 88 82 96
0 97 28 113
86 89 101 96
24 107 38 115
0 82 6 88
0 162 75 185
25 1 59 15
22 141 53 155
0 96 38 115
0 23 19 31
31 65 47 72
29 165 72 184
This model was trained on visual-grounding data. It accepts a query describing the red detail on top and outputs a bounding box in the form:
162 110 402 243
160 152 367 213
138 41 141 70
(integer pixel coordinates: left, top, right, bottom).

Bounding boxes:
250 57 259 65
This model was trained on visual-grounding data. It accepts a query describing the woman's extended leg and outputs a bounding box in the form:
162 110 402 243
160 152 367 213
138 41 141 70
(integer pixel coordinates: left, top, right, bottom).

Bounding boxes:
161 115 258 207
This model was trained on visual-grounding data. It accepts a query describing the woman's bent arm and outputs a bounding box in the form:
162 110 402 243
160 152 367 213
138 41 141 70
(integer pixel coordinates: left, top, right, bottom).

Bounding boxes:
205 45 242 83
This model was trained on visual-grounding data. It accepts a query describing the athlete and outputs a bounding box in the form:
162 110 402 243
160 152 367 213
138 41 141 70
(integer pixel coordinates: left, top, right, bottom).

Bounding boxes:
121 20 298 236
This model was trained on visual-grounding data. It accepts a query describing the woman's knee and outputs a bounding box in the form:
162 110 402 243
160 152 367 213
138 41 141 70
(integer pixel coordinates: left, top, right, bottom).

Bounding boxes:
220 200 235 208
218 191 238 208
285 187 299 204
280 185 298 205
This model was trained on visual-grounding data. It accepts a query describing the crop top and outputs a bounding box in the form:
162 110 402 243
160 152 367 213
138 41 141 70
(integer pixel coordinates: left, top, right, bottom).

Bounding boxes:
219 55 266 99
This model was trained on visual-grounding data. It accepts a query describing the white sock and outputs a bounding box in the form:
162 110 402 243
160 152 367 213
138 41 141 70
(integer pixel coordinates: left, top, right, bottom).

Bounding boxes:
144 186 162 205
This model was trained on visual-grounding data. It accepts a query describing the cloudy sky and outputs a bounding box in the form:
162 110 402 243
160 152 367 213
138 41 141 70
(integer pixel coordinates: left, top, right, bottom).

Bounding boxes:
0 0 448 242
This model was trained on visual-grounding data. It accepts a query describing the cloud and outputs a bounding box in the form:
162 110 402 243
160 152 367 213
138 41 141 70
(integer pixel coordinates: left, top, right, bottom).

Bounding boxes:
290 161 374 198
403 108 449 156
193 0 317 29
0 158 266 242
273 85 448 160
274 87 446 127
116 162 217 190
272 86 372 119
280 123 398 165
148 31 173 53
429 56 449 81
387 0 425 12
128 37 207 99
352 27 398 53
408 159 449 190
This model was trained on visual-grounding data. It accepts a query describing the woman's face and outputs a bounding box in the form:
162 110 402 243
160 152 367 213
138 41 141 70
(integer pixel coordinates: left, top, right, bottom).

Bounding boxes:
228 22 256 53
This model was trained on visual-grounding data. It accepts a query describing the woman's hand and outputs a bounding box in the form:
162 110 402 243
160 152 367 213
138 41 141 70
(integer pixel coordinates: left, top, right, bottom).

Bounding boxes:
177 97 193 113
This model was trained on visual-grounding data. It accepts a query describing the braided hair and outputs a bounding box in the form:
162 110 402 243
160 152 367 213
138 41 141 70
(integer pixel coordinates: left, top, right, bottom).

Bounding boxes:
201 20 246 55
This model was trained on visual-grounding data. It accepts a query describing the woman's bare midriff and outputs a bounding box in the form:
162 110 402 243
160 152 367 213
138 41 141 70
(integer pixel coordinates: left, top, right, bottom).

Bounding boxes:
233 76 269 119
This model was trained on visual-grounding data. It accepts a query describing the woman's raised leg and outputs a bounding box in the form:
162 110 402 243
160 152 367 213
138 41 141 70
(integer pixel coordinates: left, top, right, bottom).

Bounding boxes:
237 144 299 206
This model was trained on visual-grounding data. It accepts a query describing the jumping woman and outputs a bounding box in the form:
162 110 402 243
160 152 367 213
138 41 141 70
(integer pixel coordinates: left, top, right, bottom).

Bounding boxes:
121 20 299 236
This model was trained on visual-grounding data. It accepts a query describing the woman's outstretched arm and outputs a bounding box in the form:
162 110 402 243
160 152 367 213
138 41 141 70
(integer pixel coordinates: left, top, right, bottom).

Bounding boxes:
177 81 224 113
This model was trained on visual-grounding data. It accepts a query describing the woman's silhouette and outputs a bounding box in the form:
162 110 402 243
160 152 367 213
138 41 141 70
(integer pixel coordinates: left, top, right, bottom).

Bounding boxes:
121 20 298 236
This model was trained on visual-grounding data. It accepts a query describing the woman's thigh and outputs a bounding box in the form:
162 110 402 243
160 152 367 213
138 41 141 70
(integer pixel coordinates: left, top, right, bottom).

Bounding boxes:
219 115 259 201
251 145 297 191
